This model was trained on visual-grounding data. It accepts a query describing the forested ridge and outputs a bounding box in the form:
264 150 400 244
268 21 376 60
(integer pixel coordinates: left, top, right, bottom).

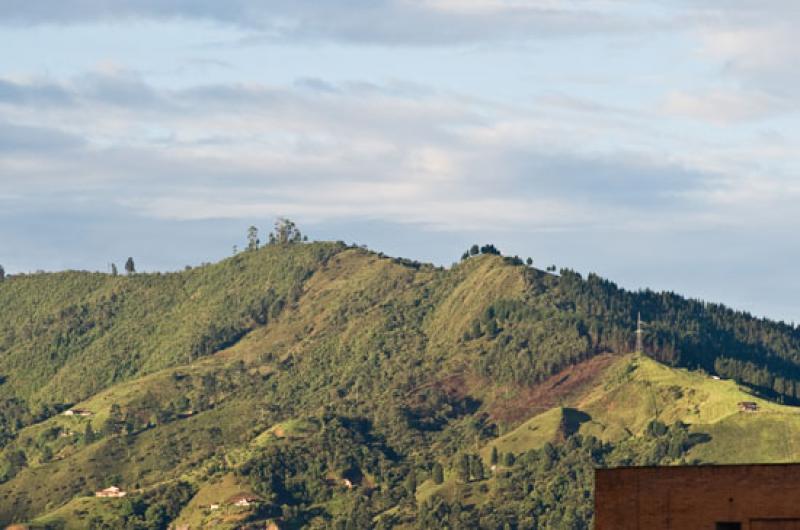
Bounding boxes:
0 232 799 528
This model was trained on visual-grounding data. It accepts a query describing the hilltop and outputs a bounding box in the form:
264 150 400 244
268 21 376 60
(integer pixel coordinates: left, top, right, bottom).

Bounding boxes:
1 236 800 528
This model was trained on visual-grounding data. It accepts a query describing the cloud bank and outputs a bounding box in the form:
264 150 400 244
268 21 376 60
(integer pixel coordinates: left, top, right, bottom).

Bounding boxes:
0 69 739 235
1 0 799 320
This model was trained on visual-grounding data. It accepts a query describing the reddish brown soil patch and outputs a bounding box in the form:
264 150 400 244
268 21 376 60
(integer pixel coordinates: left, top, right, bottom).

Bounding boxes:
405 373 468 404
484 353 618 425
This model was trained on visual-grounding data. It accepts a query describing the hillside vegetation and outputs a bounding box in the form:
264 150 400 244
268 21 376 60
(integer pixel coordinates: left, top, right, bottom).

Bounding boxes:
1 236 800 528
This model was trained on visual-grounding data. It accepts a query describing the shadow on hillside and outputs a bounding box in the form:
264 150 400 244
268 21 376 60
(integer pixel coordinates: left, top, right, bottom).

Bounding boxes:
561 408 592 438
688 432 712 449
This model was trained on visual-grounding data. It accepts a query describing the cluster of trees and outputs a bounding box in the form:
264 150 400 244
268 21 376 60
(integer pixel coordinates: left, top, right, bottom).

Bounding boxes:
459 246 533 267
552 268 800 402
455 262 800 402
85 481 195 530
269 217 307 245
460 244 501 261
0 262 136 281
414 421 704 530
107 258 134 276
0 398 34 448
455 453 485 483
237 413 413 528
0 240 339 440
468 299 593 386
0 360 265 487
99 364 258 439
224 392 699 528
244 218 308 253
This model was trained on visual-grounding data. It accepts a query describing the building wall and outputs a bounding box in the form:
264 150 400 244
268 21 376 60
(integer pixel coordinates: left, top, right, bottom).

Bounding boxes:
595 464 800 530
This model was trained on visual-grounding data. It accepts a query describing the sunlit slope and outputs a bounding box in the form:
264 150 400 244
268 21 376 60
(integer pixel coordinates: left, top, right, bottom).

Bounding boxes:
0 250 532 525
486 354 800 463
0 242 343 405
171 473 257 530
482 407 566 458
578 354 771 439
32 497 128 530
5 242 800 526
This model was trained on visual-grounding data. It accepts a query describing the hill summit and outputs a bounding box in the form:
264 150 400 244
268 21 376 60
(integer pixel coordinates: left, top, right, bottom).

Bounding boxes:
1 236 800 528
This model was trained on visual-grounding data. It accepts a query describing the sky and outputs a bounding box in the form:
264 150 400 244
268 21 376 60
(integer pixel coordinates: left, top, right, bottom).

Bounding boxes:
1 1 799 321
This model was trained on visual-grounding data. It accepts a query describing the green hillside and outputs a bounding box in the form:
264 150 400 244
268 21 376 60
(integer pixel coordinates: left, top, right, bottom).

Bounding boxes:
2 235 800 528
482 353 800 463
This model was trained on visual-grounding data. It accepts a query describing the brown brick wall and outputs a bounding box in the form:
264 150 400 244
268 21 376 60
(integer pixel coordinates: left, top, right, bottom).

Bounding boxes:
595 464 800 530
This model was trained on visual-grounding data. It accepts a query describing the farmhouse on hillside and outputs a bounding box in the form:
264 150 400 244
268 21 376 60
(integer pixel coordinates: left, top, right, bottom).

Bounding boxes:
95 486 127 498
63 408 93 417
738 401 759 412
226 493 260 507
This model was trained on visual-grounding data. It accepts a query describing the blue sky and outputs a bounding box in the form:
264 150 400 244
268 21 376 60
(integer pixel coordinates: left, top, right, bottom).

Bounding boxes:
1 1 799 321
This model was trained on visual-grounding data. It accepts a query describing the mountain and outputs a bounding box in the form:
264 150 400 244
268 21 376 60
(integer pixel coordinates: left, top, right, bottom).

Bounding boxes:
1 240 800 529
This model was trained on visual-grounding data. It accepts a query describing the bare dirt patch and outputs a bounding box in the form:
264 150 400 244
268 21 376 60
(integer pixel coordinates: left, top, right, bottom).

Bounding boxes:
484 353 618 425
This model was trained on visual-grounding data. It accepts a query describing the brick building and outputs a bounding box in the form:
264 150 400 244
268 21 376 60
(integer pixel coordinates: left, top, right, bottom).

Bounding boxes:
595 463 800 530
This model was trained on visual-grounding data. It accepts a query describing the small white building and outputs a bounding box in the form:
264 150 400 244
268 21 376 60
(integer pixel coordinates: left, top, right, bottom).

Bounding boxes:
226 494 260 507
63 409 93 417
95 486 127 498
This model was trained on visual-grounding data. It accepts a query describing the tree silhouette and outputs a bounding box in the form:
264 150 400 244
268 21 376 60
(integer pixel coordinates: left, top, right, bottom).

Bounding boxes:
84 422 96 445
469 456 484 480
247 226 260 251
404 471 417 497
457 454 470 483
432 463 444 484
271 218 303 244
104 403 124 436
124 258 135 275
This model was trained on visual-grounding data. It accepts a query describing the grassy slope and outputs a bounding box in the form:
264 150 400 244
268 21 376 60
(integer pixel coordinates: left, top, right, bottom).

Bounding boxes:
0 242 343 405
32 497 131 529
404 354 800 529
481 407 565 459
0 397 262 523
0 249 529 526
170 473 256 530
481 354 800 464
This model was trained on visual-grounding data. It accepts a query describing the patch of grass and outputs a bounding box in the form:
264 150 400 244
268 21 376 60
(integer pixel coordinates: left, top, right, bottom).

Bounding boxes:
172 473 253 530
481 407 564 460
688 412 800 463
32 496 127 530
577 355 794 441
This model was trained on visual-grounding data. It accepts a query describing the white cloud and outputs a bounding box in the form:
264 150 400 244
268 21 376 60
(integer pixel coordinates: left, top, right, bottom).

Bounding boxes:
0 0 655 44
699 24 800 91
662 89 790 124
0 70 735 234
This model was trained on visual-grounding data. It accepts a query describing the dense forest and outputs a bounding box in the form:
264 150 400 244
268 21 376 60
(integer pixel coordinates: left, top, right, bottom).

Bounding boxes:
0 224 799 528
468 265 800 403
